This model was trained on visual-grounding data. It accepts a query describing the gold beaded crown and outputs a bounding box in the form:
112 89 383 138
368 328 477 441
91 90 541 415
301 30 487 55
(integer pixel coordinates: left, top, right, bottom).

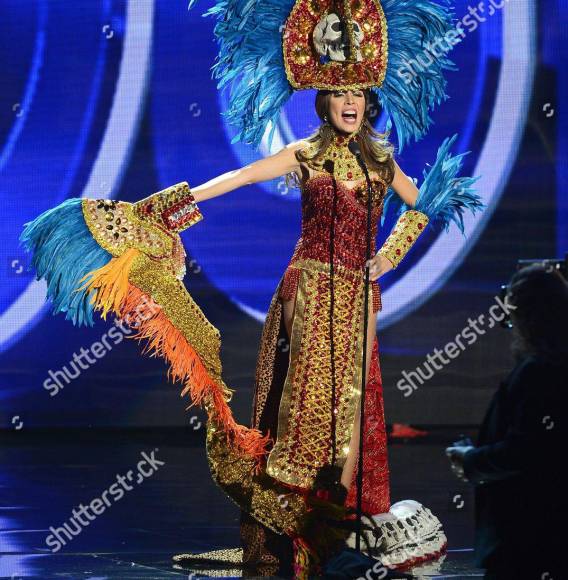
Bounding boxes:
282 0 388 91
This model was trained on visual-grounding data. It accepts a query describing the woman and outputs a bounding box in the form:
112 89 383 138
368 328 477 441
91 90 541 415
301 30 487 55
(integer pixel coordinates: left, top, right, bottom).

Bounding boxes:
20 90 475 578
188 88 424 574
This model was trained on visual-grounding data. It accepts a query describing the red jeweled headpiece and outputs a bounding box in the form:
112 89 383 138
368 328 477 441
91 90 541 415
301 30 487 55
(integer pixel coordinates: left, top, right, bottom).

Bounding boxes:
282 0 388 91
189 0 458 150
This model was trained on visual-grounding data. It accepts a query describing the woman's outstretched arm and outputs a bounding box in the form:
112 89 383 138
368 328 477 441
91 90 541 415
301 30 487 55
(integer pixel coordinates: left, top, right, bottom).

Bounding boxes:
390 159 419 207
191 141 306 203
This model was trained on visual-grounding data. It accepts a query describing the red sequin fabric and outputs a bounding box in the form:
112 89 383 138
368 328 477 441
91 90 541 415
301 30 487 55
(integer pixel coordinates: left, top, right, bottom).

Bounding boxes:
279 173 388 313
345 333 390 514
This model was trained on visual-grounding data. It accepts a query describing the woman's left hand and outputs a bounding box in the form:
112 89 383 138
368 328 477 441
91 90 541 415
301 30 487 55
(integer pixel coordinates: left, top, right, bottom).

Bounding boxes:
366 253 394 281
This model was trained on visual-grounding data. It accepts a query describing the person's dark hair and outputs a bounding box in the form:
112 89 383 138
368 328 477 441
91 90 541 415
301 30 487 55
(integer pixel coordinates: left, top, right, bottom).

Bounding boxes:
285 89 395 188
507 264 568 363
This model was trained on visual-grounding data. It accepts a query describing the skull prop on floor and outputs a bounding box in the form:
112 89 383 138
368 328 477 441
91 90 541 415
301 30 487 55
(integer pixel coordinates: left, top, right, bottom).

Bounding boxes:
313 13 364 62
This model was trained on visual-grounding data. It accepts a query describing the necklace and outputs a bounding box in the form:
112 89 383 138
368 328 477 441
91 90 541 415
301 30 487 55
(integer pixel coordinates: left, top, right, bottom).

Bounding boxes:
305 126 366 182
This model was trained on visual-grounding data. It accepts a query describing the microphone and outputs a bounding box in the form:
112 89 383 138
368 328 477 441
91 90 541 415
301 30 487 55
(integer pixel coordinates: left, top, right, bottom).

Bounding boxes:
348 140 362 158
323 158 335 174
347 135 374 554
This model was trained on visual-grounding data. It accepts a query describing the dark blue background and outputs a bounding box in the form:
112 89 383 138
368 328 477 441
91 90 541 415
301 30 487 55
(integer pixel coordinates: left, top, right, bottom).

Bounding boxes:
1 0 565 428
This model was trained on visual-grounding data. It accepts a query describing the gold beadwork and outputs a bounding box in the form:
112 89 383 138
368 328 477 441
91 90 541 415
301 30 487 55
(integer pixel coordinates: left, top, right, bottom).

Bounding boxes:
377 209 429 268
252 279 286 429
82 182 203 281
302 130 365 182
265 257 366 489
206 416 306 535
343 0 357 64
133 181 202 234
128 253 225 383
172 547 243 564
83 201 169 257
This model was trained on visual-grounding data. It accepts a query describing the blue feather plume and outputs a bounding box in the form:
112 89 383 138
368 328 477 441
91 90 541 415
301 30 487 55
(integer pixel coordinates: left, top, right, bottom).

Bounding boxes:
188 0 296 149
189 0 459 151
381 134 484 235
20 198 112 327
377 0 458 151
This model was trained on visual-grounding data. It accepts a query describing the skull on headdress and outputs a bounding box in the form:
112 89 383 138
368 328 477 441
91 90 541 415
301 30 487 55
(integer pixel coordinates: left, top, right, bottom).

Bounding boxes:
283 0 388 90
313 12 365 63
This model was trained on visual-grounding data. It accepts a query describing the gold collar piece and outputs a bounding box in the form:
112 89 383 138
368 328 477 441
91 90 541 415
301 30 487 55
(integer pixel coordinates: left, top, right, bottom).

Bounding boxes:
305 127 366 182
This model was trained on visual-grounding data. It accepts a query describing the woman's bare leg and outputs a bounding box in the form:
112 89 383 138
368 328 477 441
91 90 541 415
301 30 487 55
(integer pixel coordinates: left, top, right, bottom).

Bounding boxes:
281 296 297 341
340 303 377 490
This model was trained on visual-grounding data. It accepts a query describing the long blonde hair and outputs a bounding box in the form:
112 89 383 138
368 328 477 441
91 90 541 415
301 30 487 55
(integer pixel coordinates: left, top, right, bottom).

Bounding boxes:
286 89 395 188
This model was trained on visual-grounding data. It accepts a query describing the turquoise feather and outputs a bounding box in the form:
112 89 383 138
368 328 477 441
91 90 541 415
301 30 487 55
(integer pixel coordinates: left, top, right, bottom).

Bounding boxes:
188 0 296 148
377 0 458 150
189 0 459 150
382 134 484 235
19 198 112 327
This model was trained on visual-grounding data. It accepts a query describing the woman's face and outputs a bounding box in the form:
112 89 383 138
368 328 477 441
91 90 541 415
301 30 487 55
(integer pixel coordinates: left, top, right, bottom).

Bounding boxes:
327 89 366 134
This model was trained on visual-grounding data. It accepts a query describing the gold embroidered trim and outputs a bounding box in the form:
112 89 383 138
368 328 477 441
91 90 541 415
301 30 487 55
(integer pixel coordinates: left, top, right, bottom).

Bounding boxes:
206 417 306 535
128 253 224 381
265 257 366 488
299 132 393 194
82 201 187 280
133 181 203 234
252 278 286 428
82 201 171 257
82 182 203 281
309 131 365 181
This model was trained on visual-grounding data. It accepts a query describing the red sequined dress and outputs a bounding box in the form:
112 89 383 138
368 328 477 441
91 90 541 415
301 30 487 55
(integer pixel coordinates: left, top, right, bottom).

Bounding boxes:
239 146 396 571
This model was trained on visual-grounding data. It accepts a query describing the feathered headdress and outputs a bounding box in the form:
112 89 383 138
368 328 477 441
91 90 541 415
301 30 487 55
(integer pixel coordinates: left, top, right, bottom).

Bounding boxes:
188 0 457 150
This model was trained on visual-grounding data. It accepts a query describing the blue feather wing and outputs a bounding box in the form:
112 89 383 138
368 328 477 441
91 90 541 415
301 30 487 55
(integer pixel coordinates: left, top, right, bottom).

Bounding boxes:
412 134 483 235
381 134 483 234
20 198 112 327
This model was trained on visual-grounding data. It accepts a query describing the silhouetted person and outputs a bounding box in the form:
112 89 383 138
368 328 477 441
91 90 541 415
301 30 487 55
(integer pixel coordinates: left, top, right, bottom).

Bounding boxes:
447 264 568 579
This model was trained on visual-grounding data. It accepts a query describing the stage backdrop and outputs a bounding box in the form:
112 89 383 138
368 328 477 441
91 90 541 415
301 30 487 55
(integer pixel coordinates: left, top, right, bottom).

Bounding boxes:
1 0 566 428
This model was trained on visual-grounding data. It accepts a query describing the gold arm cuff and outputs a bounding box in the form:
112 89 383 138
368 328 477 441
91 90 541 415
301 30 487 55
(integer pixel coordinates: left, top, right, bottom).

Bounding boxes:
377 209 429 268
133 181 203 233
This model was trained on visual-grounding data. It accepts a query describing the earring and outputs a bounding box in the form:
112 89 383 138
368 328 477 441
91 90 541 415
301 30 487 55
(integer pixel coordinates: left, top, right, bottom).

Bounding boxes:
323 115 328 123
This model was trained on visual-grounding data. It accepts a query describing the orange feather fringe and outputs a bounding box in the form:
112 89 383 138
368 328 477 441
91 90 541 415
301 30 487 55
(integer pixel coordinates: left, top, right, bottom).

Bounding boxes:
120 284 272 471
77 248 140 319
78 249 272 471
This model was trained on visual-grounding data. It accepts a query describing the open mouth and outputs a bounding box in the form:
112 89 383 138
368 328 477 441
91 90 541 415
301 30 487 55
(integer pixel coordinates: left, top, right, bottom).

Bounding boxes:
342 109 358 124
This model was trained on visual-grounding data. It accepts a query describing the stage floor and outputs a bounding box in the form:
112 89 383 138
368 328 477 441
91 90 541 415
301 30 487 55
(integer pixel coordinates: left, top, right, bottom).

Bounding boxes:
0 427 485 579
